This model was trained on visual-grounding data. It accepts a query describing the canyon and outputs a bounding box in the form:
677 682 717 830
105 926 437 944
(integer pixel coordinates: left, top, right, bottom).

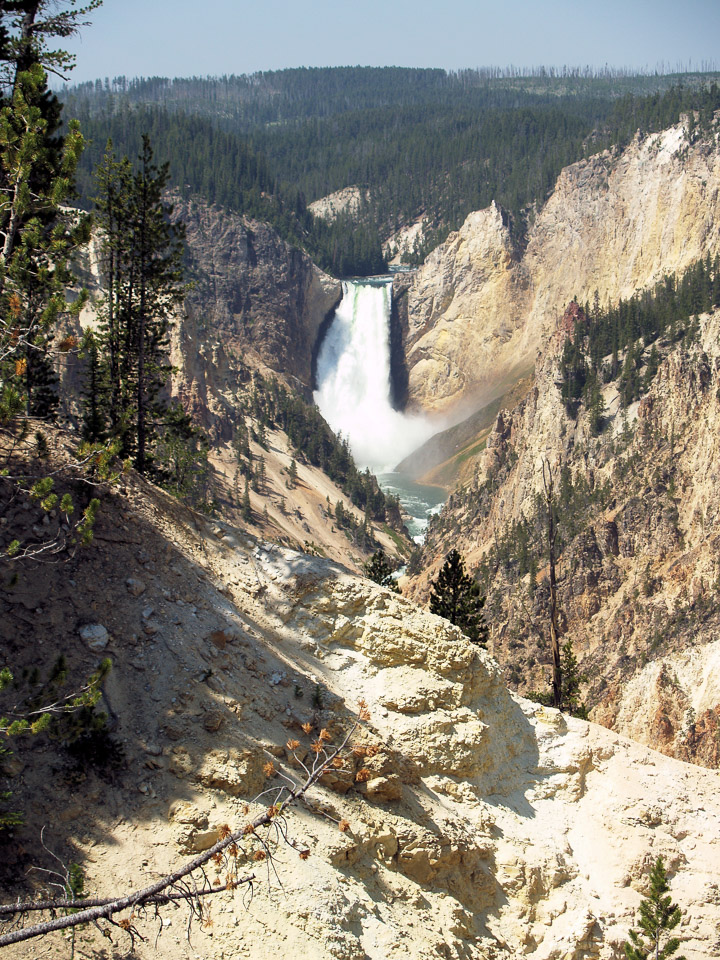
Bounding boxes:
2 438 719 959
128 111 720 771
3 109 720 960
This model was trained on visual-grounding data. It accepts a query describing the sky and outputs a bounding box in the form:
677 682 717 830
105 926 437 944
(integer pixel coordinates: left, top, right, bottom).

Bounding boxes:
60 0 720 85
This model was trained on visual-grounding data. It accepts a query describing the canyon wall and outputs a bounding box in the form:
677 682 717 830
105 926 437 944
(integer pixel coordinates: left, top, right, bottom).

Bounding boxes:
70 197 341 442
404 121 720 415
412 304 720 768
169 197 341 438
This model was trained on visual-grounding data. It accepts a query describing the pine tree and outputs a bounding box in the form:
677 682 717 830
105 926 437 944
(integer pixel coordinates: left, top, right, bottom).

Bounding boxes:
429 549 487 646
0 60 89 427
91 140 132 439
558 640 588 718
287 457 298 488
153 402 210 505
624 857 685 960
80 330 106 441
542 460 562 707
364 548 400 593
0 1 93 324
92 135 186 474
0 3 105 563
241 476 252 522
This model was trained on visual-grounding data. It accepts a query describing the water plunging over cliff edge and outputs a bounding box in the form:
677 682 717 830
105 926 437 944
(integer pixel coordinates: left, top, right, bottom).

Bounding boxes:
314 278 445 540
314 278 438 472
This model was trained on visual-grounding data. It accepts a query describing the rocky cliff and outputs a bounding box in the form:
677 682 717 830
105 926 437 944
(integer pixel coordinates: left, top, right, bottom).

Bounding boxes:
308 185 369 221
410 303 720 769
404 120 720 416
69 196 340 443
169 197 341 439
2 442 719 960
65 200 402 572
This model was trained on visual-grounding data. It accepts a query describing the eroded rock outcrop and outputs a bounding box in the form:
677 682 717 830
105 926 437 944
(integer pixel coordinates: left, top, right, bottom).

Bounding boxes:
169 196 341 437
2 461 719 960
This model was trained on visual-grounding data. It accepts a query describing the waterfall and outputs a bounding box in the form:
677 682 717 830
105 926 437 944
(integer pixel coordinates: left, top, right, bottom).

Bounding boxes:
314 278 436 472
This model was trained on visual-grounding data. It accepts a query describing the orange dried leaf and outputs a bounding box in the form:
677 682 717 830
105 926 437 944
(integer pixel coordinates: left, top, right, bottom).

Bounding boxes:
252 850 267 862
243 824 255 836
286 739 300 751
301 722 313 735
355 768 371 782
263 761 275 777
212 852 223 865
299 850 310 860
15 358 27 377
366 745 379 757
332 757 345 768
218 824 231 839
318 728 332 743
9 293 21 318
352 745 367 757
58 335 77 352
338 819 350 833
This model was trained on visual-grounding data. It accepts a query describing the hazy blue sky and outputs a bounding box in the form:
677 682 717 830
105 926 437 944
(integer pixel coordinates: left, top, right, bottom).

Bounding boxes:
61 0 719 85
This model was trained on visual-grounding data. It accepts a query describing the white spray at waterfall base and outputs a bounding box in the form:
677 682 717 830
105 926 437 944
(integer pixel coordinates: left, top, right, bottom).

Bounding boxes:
314 279 438 471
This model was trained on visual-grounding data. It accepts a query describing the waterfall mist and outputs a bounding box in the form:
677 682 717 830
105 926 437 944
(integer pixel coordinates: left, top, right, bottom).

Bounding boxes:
314 279 438 472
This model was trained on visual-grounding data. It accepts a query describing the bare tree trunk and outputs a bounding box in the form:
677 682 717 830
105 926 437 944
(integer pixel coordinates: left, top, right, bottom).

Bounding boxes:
543 459 562 708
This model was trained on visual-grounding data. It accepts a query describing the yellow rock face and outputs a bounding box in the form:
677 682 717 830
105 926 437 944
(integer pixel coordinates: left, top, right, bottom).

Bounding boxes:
406 123 720 414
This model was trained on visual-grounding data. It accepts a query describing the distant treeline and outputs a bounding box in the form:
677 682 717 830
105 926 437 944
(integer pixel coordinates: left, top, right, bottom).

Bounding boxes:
68 106 386 277
65 66 720 130
63 67 720 275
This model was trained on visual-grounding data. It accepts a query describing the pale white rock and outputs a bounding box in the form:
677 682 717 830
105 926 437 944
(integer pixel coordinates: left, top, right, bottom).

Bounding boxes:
308 185 369 221
14 429 720 960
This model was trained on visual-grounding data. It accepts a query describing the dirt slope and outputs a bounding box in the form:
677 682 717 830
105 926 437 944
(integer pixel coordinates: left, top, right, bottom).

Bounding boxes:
1 438 718 959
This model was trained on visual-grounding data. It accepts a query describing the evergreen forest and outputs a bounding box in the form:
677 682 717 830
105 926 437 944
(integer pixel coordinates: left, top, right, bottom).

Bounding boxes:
61 67 720 275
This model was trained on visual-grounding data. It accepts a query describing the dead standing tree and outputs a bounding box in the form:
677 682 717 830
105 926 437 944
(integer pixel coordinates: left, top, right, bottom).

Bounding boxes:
542 459 562 709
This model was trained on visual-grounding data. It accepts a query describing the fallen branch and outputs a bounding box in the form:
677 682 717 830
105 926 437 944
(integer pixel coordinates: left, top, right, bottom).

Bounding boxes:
0 878 256 916
0 714 362 948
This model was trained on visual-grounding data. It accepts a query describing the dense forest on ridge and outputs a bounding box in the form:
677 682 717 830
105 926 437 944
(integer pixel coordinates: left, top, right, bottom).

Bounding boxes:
62 67 720 273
